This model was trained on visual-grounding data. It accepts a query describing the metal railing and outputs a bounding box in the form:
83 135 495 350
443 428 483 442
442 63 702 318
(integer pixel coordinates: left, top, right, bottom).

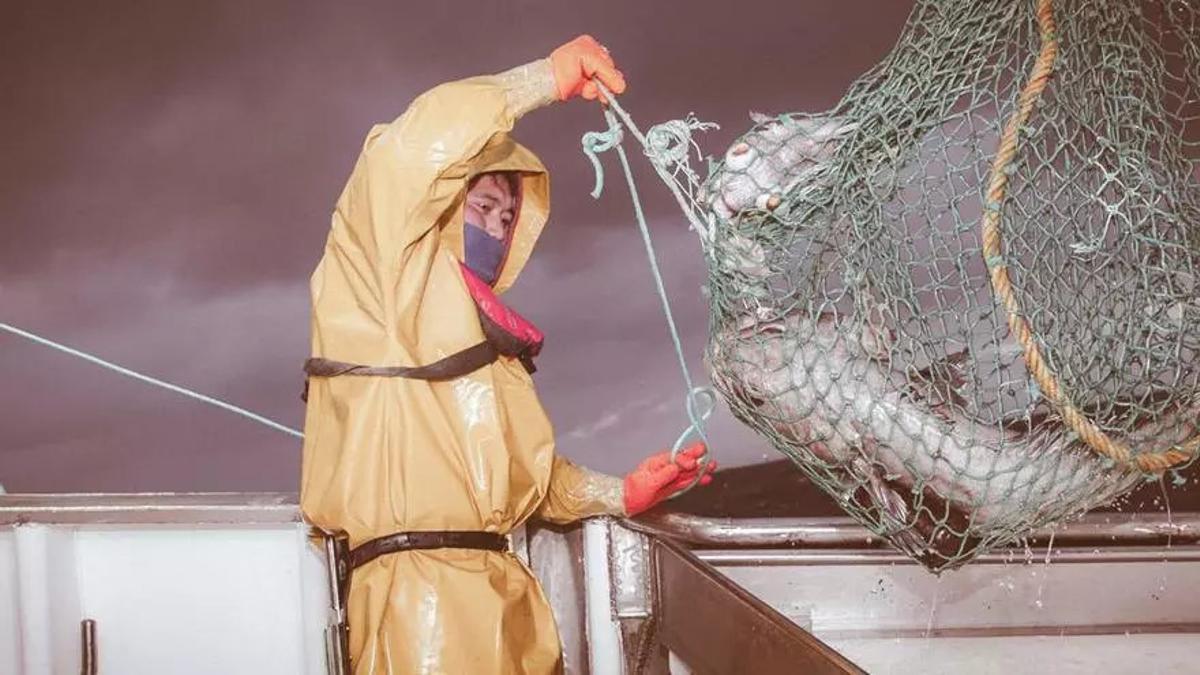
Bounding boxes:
630 510 1200 550
4 492 1194 674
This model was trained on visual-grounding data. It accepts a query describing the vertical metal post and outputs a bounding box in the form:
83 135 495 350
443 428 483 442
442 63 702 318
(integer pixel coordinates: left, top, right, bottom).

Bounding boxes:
80 619 97 675
583 518 625 674
609 521 668 674
323 533 351 675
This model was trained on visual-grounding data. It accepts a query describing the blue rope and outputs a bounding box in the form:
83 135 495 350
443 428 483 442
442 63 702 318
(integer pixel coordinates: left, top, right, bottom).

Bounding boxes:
582 94 716 497
0 321 304 438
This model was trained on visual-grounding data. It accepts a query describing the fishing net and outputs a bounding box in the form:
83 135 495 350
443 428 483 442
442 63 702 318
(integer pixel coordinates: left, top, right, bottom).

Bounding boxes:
676 0 1200 571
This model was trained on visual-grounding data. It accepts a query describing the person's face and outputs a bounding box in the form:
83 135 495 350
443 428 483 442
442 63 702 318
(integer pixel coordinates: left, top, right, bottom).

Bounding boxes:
464 173 517 241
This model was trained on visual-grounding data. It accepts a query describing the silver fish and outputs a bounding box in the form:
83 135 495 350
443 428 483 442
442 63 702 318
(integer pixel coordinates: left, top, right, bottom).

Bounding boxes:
706 310 1197 569
703 112 858 221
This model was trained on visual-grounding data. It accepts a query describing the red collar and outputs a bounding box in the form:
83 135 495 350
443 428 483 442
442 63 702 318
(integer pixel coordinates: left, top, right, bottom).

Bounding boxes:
460 264 544 367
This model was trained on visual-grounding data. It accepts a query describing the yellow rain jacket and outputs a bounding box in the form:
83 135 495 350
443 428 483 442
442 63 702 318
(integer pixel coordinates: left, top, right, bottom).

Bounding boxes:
300 58 626 675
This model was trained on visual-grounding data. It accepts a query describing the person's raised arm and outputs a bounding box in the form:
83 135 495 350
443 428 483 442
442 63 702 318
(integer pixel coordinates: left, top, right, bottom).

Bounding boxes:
334 35 626 264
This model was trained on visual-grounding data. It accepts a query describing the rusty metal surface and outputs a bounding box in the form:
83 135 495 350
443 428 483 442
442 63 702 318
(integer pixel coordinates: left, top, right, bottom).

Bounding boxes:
653 536 865 675
619 616 669 675
608 520 652 619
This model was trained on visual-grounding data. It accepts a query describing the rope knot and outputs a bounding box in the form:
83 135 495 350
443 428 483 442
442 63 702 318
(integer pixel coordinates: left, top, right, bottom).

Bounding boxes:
581 108 625 199
644 115 718 171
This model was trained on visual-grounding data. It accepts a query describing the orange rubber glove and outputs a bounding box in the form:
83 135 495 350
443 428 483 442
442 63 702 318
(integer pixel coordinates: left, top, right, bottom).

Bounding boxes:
549 34 627 102
623 442 717 516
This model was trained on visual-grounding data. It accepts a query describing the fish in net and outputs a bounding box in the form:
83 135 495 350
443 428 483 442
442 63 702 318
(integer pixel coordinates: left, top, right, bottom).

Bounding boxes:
692 0 1200 571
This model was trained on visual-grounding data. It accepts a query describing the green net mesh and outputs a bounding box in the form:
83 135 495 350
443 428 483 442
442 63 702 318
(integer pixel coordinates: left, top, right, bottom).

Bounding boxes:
688 0 1200 571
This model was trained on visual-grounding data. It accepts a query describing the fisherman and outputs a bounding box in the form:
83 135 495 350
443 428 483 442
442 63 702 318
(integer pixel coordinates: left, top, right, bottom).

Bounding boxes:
300 35 715 674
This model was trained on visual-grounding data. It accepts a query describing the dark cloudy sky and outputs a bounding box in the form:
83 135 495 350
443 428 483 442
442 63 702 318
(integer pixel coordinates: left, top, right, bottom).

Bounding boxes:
0 1 919 492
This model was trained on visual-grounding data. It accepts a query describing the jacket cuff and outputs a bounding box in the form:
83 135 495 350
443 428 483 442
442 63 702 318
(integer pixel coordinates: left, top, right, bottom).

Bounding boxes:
498 58 559 118
596 471 628 517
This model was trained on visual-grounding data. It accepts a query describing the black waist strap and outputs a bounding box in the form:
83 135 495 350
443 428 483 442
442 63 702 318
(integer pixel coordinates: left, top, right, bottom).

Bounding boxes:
301 342 501 401
307 341 499 382
348 530 508 570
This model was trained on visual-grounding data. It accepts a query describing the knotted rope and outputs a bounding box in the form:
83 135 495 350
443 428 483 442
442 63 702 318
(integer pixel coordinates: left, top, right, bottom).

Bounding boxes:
582 87 722 496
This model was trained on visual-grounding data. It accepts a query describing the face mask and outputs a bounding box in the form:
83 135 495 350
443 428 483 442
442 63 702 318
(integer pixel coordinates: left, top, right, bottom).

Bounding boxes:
463 223 506 286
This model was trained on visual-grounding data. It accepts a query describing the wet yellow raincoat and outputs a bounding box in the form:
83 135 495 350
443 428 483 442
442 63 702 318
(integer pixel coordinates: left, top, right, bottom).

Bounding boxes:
300 58 625 674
